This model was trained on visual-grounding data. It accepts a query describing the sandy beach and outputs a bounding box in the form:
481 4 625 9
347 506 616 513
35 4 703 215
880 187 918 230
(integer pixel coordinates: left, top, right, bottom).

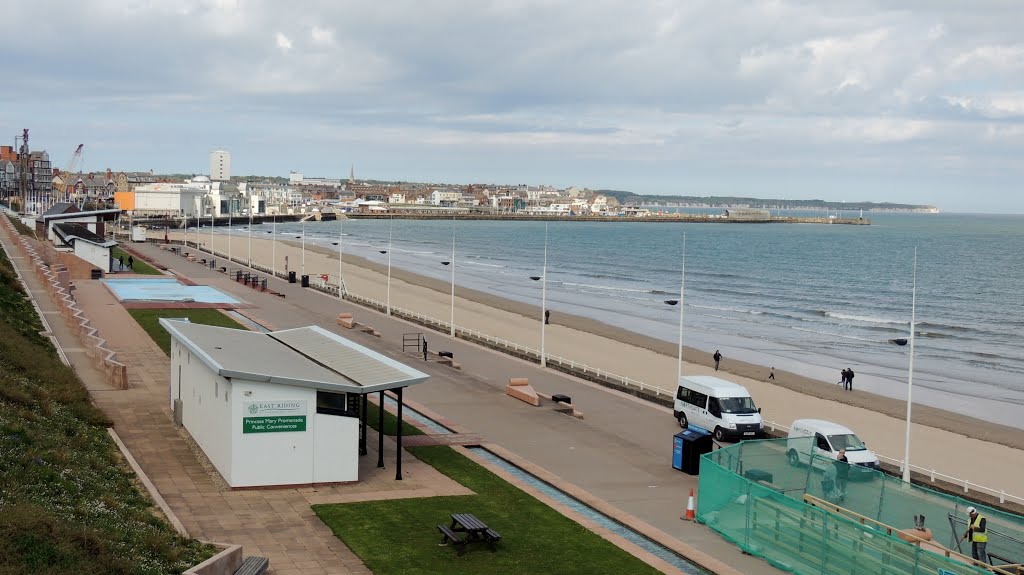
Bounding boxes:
164 227 1024 497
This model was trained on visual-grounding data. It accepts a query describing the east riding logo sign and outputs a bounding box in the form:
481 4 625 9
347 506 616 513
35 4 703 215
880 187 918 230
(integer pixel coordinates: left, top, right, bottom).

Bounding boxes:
242 400 307 433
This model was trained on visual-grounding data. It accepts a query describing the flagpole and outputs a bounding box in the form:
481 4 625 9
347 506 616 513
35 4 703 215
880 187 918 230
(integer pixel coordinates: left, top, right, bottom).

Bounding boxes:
450 216 456 337
338 215 344 299
677 232 686 384
540 222 547 368
272 212 277 278
386 216 393 315
902 247 918 483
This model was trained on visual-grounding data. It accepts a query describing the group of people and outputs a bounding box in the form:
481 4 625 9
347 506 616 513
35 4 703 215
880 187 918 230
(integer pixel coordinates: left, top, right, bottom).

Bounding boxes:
117 254 134 271
839 367 855 390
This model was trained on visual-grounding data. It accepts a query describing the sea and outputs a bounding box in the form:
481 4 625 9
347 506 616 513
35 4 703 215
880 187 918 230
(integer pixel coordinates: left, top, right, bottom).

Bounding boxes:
228 212 1024 429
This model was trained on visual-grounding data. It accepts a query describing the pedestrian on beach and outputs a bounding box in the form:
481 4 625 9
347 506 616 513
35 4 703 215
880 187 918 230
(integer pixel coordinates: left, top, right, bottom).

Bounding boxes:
845 368 854 391
768 367 775 381
713 350 722 371
545 309 550 325
118 255 124 270
127 255 134 270
839 368 848 387
422 338 428 362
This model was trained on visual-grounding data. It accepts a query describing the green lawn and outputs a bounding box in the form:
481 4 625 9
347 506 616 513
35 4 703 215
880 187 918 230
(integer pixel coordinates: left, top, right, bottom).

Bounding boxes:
128 309 248 355
5 214 36 237
365 398 425 437
313 445 662 575
0 242 215 574
111 247 162 275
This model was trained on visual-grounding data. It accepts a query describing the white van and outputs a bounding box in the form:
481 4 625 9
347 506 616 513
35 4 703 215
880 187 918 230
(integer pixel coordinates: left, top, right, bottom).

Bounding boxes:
786 419 880 477
673 375 764 442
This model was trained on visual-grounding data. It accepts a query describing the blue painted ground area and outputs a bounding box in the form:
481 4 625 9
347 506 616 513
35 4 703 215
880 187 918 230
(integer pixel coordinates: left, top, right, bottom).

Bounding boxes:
104 278 241 304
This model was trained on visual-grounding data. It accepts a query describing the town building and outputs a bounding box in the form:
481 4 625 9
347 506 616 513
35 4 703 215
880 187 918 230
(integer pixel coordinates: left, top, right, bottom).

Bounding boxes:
210 150 231 182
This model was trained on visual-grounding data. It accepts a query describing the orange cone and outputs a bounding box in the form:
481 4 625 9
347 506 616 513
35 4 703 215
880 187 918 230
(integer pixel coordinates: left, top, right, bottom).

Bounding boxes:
683 488 696 521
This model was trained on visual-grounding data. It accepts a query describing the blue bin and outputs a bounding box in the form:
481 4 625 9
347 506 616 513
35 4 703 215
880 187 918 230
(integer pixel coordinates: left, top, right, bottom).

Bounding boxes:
672 428 711 475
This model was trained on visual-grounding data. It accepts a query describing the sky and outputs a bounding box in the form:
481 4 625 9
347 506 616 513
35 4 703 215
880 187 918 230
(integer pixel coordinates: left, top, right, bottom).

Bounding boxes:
2 1 1023 213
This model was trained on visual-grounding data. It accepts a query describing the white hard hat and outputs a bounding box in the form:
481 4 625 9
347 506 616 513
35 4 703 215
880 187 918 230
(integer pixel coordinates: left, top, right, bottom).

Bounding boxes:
966 506 977 515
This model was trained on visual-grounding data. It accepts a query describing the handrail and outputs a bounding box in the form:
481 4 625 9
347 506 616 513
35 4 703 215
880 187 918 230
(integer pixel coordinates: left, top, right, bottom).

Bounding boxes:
173 240 1024 510
804 494 1016 575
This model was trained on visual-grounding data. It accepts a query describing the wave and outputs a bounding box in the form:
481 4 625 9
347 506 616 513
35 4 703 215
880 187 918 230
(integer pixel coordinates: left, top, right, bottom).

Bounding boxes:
819 311 907 325
690 303 764 315
462 261 506 268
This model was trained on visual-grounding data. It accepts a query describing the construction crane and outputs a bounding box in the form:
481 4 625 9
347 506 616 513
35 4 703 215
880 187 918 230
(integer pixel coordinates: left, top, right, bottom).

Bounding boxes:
55 144 84 204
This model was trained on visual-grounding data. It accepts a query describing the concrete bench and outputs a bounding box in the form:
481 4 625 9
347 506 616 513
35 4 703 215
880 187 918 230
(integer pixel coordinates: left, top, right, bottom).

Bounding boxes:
437 356 462 370
336 312 355 329
506 377 540 406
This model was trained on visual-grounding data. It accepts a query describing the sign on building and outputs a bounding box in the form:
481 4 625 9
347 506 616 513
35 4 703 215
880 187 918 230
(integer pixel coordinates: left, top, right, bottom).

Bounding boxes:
242 400 307 433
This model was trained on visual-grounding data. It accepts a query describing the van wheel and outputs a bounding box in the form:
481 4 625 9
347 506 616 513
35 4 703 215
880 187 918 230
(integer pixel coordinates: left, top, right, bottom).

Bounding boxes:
713 427 725 442
677 413 688 428
788 450 800 467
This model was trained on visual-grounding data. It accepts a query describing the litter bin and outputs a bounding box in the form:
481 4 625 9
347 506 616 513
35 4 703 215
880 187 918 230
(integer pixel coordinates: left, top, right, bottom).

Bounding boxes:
301 274 310 288
672 428 712 475
288 271 297 284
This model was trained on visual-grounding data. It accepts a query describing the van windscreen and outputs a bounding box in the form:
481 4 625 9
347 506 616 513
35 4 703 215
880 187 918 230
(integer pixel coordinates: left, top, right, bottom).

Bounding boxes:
719 397 758 414
828 434 867 451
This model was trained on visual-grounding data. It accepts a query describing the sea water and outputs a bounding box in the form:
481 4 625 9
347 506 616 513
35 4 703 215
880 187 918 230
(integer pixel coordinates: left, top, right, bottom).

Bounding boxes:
229 213 1024 428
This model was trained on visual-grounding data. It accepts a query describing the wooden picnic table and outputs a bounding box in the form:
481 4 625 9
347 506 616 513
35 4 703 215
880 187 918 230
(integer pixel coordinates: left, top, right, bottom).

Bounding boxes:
437 513 501 555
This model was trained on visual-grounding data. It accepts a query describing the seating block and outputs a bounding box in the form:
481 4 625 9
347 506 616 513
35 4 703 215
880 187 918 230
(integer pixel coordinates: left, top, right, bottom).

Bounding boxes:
336 312 355 329
437 356 462 370
506 378 540 406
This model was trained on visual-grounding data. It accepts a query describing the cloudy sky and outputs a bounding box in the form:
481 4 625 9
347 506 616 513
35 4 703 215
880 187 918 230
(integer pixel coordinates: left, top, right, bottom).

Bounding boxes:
3 1 1023 212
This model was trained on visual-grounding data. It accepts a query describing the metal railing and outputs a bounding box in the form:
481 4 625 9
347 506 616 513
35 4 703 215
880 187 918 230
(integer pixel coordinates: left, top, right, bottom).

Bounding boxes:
762 420 1023 507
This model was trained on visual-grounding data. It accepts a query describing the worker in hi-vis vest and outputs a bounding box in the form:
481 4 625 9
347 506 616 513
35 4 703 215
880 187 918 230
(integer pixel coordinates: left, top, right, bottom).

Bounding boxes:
962 506 989 564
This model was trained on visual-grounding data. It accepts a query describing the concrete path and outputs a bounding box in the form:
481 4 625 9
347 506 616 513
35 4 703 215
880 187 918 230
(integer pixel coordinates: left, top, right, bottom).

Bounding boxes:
135 243 785 575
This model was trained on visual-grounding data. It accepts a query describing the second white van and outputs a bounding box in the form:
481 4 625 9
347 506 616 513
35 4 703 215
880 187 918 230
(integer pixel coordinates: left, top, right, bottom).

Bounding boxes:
786 419 881 478
673 375 764 442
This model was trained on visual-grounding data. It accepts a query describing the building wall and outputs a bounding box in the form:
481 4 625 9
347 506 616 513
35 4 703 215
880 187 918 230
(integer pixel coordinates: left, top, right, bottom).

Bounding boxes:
229 380 318 488
211 150 231 181
313 414 359 483
73 241 111 273
171 339 236 483
114 191 135 211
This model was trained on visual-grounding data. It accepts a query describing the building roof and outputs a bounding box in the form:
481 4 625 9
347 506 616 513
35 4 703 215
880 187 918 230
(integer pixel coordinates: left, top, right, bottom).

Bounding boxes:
52 223 117 248
158 320 429 394
43 202 79 217
42 207 121 223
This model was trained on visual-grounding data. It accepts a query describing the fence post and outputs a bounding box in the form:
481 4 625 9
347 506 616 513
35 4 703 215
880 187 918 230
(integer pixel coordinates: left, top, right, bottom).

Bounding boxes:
963 480 969 493
1000 490 1006 504
930 469 935 482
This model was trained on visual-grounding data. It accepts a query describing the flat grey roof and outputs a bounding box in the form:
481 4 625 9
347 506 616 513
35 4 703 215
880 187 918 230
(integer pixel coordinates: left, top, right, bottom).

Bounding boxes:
159 320 428 394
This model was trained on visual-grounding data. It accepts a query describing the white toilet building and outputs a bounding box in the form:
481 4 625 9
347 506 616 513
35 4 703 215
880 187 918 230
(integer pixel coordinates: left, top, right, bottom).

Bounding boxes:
160 320 429 488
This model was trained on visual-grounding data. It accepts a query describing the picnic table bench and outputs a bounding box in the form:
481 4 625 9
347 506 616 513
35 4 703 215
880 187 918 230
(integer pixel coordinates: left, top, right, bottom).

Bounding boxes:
437 513 501 555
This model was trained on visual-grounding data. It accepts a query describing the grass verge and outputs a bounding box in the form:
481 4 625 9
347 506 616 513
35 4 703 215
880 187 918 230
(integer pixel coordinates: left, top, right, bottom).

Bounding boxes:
365 398 425 437
111 247 162 275
127 308 248 355
313 445 662 575
0 241 215 574
5 214 36 237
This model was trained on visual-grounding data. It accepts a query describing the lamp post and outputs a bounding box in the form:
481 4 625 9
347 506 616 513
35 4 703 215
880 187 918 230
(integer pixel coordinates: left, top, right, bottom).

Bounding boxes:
664 232 686 386
209 206 214 256
902 247 918 483
338 215 344 299
300 218 306 276
440 218 456 336
247 210 253 266
227 210 232 263
271 212 276 277
385 216 393 315
529 223 549 367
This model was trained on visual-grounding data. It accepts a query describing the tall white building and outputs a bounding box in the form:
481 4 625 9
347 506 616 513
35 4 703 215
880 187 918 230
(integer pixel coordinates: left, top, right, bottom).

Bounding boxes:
210 150 231 181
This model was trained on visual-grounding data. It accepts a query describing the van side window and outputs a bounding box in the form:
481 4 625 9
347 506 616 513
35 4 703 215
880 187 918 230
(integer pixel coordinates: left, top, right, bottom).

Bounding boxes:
707 397 721 418
815 433 831 451
677 387 686 401
678 387 708 409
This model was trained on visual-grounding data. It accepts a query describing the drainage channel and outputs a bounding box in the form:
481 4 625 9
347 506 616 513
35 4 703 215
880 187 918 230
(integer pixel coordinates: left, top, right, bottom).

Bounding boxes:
380 396 712 574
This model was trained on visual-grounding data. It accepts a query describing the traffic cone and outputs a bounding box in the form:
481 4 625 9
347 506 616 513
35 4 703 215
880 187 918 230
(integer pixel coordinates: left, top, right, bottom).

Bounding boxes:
683 488 696 521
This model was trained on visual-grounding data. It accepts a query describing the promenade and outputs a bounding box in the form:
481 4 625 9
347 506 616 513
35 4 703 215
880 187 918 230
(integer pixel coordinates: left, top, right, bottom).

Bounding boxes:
3 224 783 574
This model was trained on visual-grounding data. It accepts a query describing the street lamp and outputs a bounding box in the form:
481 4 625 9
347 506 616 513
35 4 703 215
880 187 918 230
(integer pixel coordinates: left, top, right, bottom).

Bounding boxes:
528 222 549 367
247 210 253 266
440 218 456 337
271 212 277 277
300 218 306 276
384 216 393 315
337 215 344 299
227 209 232 263
663 232 686 388
901 247 918 483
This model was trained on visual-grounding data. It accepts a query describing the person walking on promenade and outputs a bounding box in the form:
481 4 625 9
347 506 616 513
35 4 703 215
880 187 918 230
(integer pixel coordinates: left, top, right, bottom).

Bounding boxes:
768 367 775 381
127 255 134 270
118 255 124 270
713 350 722 371
962 507 989 564
545 309 550 325
845 368 855 391
422 337 428 362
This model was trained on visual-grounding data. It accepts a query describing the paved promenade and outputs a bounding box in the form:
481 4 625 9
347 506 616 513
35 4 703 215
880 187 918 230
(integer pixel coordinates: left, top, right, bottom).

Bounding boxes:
3 224 783 575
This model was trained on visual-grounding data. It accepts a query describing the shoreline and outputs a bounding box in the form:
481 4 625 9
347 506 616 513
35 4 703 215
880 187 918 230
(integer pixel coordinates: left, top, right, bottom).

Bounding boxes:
166 230 1024 461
